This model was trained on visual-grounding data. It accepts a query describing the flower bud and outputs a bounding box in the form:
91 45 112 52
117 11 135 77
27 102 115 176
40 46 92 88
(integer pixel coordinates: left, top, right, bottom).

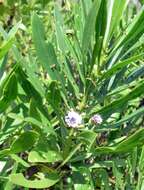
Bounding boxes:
91 114 103 124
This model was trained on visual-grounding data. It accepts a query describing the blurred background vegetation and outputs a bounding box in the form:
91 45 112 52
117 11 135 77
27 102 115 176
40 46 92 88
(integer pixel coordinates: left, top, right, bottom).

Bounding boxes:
0 0 143 60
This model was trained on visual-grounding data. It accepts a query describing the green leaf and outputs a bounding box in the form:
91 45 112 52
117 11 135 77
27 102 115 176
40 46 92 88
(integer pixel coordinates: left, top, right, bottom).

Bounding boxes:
72 165 95 190
82 0 102 53
107 0 129 42
78 130 97 149
28 149 62 163
115 128 144 152
93 0 107 62
1 73 17 100
9 173 59 189
28 138 62 163
114 5 144 52
101 53 144 80
125 65 144 84
92 81 144 118
112 162 124 189
32 13 56 80
63 59 80 98
0 38 14 60
24 59 45 98
16 67 42 102
10 131 39 153
137 146 144 189
109 107 144 128
54 4 67 53
93 128 144 154
54 6 80 97
99 169 111 190
46 81 61 108
24 117 56 136
11 154 30 168
32 13 69 106
58 143 82 168
0 54 8 79
0 22 22 63
4 162 18 190
0 72 17 113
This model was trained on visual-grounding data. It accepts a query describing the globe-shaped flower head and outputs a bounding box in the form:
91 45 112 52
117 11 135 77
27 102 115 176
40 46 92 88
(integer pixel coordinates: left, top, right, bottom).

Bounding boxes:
65 110 82 128
91 114 103 124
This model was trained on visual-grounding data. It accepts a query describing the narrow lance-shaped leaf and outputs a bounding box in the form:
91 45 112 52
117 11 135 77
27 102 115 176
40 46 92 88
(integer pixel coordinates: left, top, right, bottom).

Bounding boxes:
82 0 102 54
0 38 14 60
125 65 144 84
93 128 144 154
112 5 144 54
0 72 17 113
32 13 56 80
94 0 107 60
0 54 8 79
104 0 129 46
54 4 67 53
91 81 144 118
101 53 144 81
107 107 144 128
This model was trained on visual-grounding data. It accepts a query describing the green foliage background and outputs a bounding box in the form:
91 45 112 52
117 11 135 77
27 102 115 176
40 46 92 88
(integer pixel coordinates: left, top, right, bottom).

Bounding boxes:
0 0 144 189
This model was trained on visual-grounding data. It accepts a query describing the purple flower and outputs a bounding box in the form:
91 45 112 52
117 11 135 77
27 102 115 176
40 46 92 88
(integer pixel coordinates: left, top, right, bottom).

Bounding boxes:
91 114 103 124
65 110 82 128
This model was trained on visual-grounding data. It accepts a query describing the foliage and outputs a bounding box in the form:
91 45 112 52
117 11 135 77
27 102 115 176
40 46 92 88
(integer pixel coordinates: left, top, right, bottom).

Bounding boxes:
0 0 144 189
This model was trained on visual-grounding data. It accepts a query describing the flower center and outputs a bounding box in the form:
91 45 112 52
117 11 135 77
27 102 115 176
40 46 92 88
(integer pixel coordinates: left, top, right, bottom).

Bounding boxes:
70 117 76 124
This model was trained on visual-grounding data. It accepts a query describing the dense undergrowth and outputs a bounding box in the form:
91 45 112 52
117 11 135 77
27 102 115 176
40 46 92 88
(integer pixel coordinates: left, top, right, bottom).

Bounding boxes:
0 0 144 189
